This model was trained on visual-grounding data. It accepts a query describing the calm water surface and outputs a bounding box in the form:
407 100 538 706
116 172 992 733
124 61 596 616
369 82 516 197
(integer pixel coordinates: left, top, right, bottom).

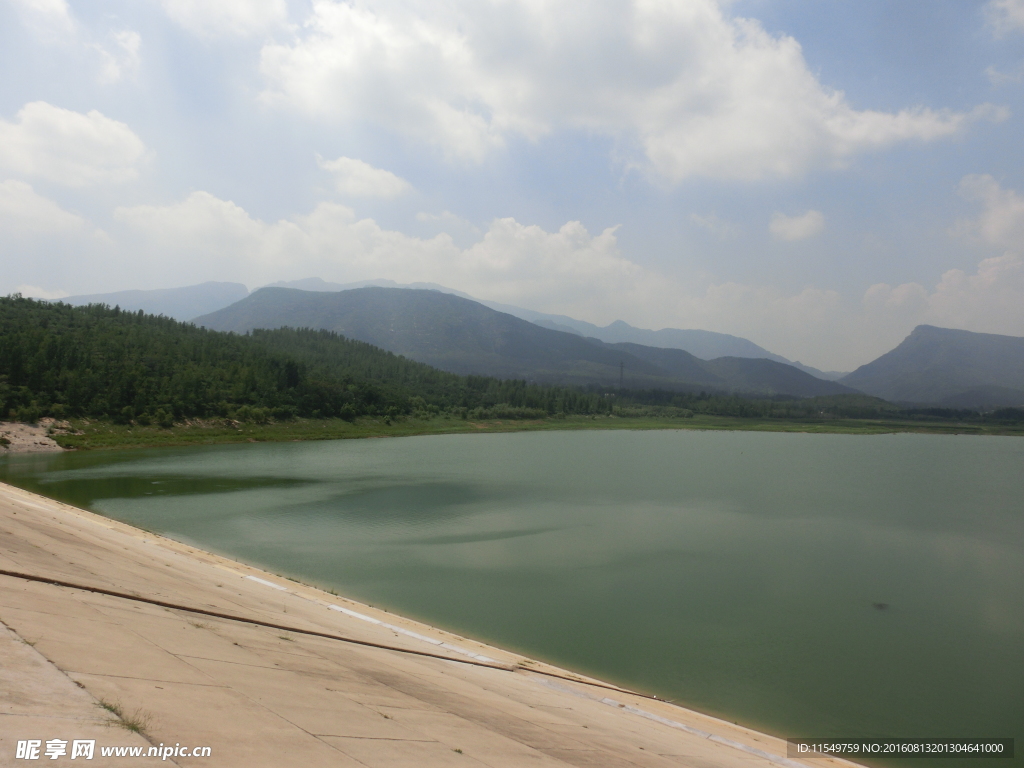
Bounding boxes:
2 430 1022 766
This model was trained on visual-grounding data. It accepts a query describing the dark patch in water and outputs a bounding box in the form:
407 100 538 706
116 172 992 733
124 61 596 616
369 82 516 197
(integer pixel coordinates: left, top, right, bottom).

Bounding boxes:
19 475 309 508
295 481 488 526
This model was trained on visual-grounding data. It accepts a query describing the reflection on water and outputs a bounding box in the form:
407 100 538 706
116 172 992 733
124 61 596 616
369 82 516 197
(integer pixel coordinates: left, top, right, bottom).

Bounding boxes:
2 430 1022 768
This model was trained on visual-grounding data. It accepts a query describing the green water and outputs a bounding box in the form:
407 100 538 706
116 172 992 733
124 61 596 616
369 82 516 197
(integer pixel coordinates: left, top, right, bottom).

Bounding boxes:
2 430 1022 766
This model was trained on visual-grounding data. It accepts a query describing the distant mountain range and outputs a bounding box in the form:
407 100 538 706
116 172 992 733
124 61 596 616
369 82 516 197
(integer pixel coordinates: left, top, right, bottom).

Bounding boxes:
56 282 249 322
58 278 844 378
58 281 1024 408
263 278 846 379
194 286 854 398
840 325 1024 408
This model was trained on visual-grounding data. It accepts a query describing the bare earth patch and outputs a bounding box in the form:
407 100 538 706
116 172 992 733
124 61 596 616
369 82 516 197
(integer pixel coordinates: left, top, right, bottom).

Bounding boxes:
0 419 70 454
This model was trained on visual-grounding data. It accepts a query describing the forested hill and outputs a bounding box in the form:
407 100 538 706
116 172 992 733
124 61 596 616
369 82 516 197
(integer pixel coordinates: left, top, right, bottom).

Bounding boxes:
0 296 610 424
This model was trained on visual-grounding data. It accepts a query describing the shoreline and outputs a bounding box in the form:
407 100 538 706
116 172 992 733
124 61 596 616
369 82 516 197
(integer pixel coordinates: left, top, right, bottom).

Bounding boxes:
3 413 1021 455
0 480 864 768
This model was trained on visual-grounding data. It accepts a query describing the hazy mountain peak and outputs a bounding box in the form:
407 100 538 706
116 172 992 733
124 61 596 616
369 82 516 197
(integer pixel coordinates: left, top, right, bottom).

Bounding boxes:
841 325 1024 408
258 280 826 374
263 277 475 298
195 286 854 398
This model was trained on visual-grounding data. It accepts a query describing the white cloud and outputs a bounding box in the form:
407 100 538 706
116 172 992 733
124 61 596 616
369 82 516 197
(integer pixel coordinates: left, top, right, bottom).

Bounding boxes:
928 254 1024 329
416 210 470 226
260 0 999 179
161 0 288 38
318 156 412 198
16 284 68 300
985 62 1024 85
416 209 480 241
956 174 1024 249
987 0 1024 36
459 219 642 315
0 179 93 235
689 212 738 239
915 175 1024 341
114 191 280 270
0 102 145 187
94 30 142 84
864 254 1024 343
861 173 1024 359
10 0 70 17
112 191 642 317
770 210 825 241
8 0 143 83
0 180 108 297
7 0 74 38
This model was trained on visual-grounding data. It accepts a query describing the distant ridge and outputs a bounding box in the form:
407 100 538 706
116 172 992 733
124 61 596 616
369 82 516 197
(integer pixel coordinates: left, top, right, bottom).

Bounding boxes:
840 325 1024 408
607 343 856 398
58 282 249 322
535 316 784 361
195 286 854 397
263 277 475 298
263 277 847 379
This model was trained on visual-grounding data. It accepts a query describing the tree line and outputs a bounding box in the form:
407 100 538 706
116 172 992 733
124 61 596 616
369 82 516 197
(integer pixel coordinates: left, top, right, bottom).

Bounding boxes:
0 296 614 424
604 388 1024 424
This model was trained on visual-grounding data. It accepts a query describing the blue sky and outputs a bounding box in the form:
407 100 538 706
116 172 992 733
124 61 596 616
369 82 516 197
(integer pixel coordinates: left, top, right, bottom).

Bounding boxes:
2 0 1023 369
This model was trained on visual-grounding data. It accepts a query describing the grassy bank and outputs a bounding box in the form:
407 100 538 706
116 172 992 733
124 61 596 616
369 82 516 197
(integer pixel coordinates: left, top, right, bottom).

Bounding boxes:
41 413 1024 451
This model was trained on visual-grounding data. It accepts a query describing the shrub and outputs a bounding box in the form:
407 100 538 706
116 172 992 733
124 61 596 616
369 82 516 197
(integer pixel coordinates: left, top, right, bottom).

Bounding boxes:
15 404 42 424
271 405 297 421
153 408 174 429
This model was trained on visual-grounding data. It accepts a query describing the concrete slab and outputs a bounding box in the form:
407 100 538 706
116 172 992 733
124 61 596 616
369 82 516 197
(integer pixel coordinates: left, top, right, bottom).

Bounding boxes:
373 708 582 768
66 672 369 767
0 606 216 685
0 619 165 766
321 734 494 768
180 657 434 740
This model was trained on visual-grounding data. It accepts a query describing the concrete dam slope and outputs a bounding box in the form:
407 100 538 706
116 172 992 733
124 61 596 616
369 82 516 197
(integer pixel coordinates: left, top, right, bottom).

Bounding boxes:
0 481 858 768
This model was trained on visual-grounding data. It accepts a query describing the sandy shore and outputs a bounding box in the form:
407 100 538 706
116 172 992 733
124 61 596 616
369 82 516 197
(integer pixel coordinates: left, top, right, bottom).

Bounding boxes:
0 480 861 768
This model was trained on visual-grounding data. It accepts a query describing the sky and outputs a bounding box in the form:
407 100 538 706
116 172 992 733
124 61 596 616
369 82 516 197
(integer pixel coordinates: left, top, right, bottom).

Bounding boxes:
2 0 1024 370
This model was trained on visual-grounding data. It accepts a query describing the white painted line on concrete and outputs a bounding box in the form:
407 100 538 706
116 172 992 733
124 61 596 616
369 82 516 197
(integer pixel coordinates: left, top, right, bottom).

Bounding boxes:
245 575 288 591
12 499 53 513
391 627 444 645
327 603 498 663
213 564 247 577
439 642 493 661
328 604 382 624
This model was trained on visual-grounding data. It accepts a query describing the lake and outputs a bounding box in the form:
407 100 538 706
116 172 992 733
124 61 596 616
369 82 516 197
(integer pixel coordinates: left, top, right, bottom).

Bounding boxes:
2 430 1022 767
